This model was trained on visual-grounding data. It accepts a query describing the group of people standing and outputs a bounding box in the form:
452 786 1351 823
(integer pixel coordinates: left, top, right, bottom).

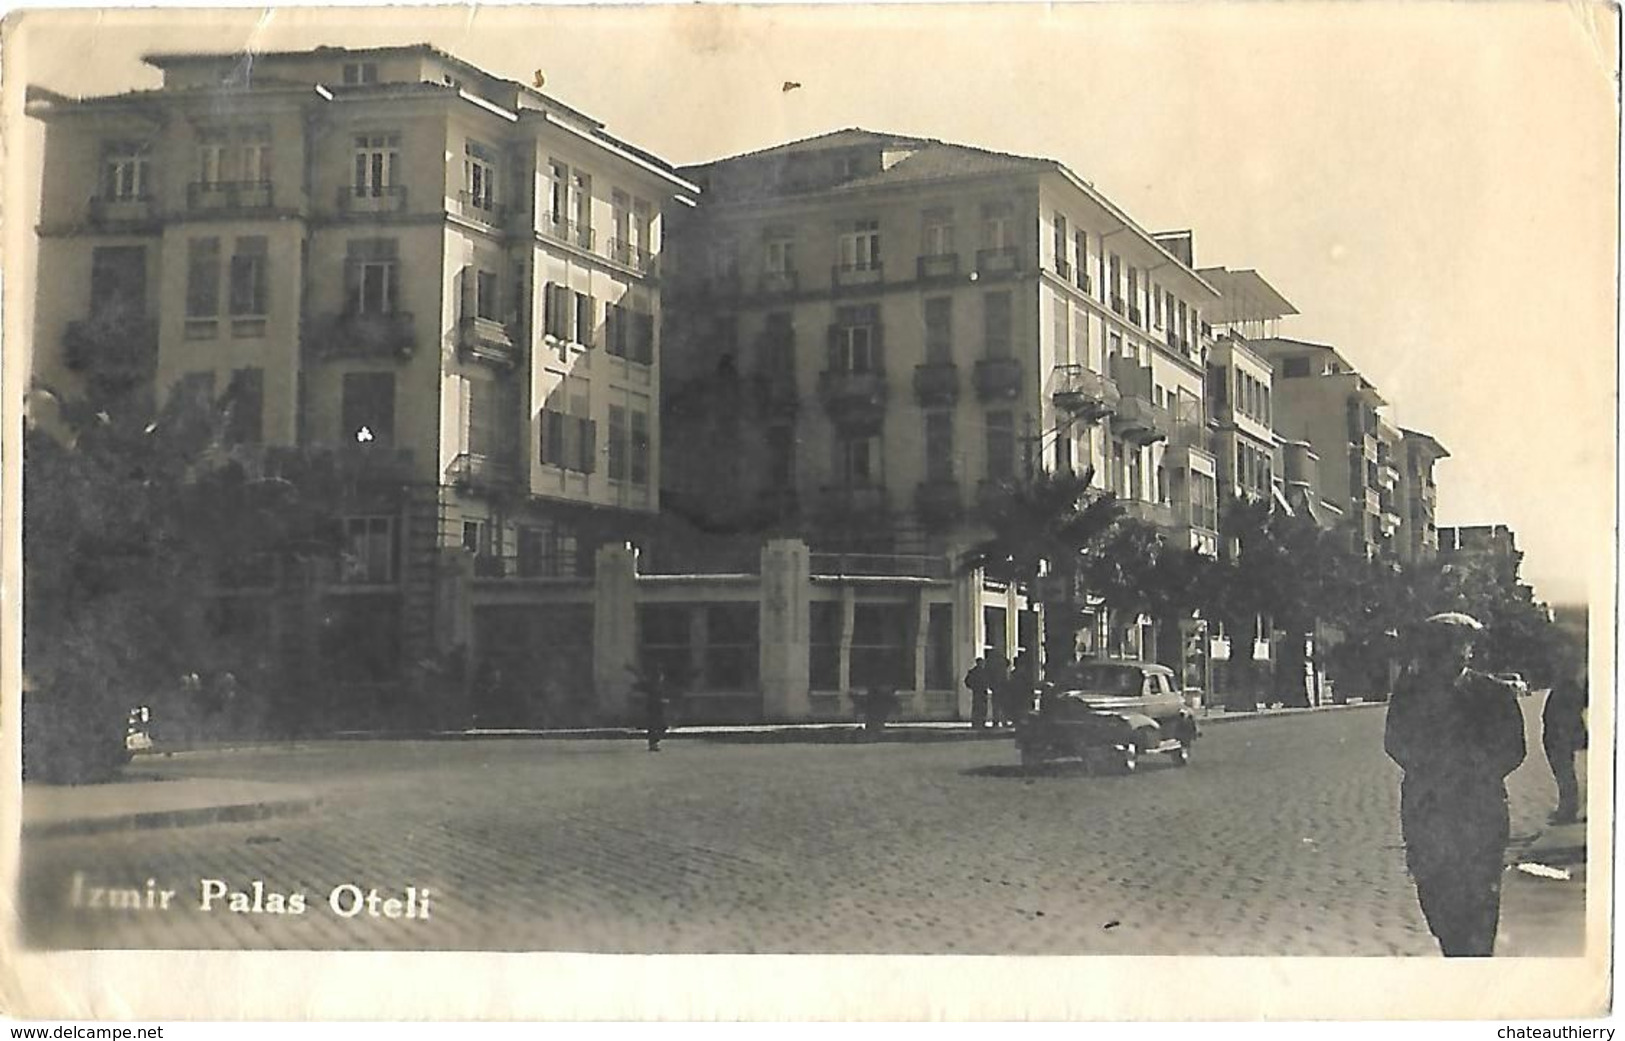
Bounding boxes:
963 651 1038 729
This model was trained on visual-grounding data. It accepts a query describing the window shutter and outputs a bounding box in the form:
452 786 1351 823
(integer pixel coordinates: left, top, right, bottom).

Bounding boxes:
579 417 597 474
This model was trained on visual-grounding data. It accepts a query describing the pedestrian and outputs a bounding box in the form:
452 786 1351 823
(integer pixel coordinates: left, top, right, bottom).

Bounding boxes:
641 666 670 752
1383 611 1526 957
964 658 991 729
1012 648 1039 720
1541 667 1587 825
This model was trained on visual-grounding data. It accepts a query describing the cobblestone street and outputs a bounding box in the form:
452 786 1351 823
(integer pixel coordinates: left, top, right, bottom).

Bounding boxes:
20 700 1571 955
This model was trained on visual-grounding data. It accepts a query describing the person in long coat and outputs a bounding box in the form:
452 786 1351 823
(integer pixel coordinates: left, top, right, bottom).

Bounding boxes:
1384 612 1526 957
1541 667 1588 824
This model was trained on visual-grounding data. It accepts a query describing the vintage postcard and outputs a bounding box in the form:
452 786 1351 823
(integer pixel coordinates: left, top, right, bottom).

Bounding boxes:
0 1 1616 1022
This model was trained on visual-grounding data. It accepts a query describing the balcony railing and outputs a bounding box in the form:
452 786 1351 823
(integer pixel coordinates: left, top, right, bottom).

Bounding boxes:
973 357 1022 402
757 268 798 295
1128 305 1143 327
917 253 960 281
87 194 156 224
817 369 888 429
262 444 418 486
447 451 521 492
337 184 408 214
312 311 417 361
810 548 950 580
913 361 959 406
457 316 521 367
62 312 158 382
609 238 654 274
1120 499 1175 528
1113 394 1173 444
1051 364 1119 422
451 191 507 226
541 212 595 250
974 247 1021 276
832 262 884 289
915 479 963 527
188 180 274 212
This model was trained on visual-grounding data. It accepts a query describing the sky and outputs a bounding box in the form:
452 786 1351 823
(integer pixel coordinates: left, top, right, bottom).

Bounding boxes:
5 2 1618 606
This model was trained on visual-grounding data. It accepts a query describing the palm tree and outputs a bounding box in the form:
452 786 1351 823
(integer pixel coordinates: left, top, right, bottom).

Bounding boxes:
1084 516 1220 673
960 468 1123 670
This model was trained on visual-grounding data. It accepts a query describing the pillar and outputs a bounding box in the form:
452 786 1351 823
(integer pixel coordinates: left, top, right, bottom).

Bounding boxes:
592 542 639 723
759 539 811 722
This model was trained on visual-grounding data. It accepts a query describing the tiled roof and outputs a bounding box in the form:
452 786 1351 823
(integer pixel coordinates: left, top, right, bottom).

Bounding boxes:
695 127 931 165
829 142 1052 193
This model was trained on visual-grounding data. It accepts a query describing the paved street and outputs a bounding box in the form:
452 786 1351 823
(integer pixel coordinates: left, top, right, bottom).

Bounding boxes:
19 699 1573 955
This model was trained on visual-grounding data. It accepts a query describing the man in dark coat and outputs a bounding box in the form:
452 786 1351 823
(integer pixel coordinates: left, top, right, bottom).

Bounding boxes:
964 658 991 729
1384 612 1526 957
1541 670 1587 824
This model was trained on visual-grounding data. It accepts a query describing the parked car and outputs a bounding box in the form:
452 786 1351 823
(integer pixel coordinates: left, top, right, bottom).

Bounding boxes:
1493 672 1531 697
1015 661 1199 773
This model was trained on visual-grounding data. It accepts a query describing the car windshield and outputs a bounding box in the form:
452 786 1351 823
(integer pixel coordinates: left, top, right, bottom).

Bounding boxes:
1061 665 1145 693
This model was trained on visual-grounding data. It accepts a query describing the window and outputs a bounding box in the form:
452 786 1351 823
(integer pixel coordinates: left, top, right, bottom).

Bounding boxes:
467 378 511 460
197 133 228 187
346 239 398 314
704 605 758 690
1281 356 1312 379
540 406 596 474
851 604 913 690
1208 365 1229 409
764 232 796 274
612 190 631 248
1054 426 1073 473
475 270 500 321
1053 212 1068 270
981 202 1013 249
839 219 881 270
340 517 394 584
630 410 650 486
1128 267 1140 321
1108 254 1122 304
1074 230 1088 286
186 238 221 319
571 170 592 243
461 520 489 556
102 143 150 200
228 236 268 317
830 305 881 372
810 601 842 690
639 605 693 686
464 141 497 211
837 434 880 487
925 604 954 690
1053 293 1070 360
353 134 399 197
923 297 952 363
341 62 379 86
240 128 271 183
986 410 1015 481
547 160 570 226
607 405 628 481
922 208 955 255
544 283 574 341
341 372 395 446
224 368 263 445
633 199 653 257
984 291 1012 357
925 411 954 482
517 520 581 578
90 246 146 315
766 425 795 489
574 292 596 347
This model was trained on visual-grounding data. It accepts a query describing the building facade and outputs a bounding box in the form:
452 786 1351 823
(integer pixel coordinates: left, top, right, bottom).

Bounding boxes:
659 129 1223 711
29 44 694 726
1397 429 1450 565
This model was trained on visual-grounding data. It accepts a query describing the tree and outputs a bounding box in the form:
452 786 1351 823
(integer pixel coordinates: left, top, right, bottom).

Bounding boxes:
1082 516 1219 672
23 378 341 781
961 468 1123 670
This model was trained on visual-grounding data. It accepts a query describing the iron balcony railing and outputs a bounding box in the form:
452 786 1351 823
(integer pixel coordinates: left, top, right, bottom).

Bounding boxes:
337 184 408 214
188 180 274 211
312 311 417 360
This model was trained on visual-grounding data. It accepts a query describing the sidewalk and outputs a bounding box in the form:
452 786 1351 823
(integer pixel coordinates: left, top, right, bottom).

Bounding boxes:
1498 817 1590 957
23 698 1380 838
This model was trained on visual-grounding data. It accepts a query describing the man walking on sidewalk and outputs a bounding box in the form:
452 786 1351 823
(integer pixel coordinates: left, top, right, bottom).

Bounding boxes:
1384 611 1526 957
965 658 991 729
1541 669 1588 824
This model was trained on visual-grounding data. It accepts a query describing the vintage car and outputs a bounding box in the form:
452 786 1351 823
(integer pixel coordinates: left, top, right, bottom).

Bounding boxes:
1015 660 1199 772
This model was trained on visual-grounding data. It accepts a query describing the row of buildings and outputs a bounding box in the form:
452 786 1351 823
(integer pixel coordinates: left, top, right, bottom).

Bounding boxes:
27 44 1456 728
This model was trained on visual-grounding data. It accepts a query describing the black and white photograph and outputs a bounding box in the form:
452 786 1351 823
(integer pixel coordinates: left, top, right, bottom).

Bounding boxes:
1 1 1615 1022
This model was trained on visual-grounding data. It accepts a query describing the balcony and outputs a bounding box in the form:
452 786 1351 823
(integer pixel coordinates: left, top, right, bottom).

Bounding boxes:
609 238 654 275
457 316 521 367
447 451 521 493
913 362 960 406
1075 269 1093 295
810 548 950 580
917 253 960 282
817 369 888 430
336 184 408 215
188 181 274 212
1361 433 1379 461
1113 394 1172 444
832 262 884 290
312 311 417 361
450 191 507 228
1128 305 1143 327
1163 421 1216 471
1051 364 1119 422
974 247 1021 277
1111 295 1126 317
540 212 595 251
62 311 158 384
87 194 156 225
262 444 418 486
757 269 798 295
753 370 800 412
915 479 963 528
1120 499 1175 528
973 357 1022 402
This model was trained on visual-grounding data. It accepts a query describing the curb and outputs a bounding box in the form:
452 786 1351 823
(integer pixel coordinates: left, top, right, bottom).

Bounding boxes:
23 795 322 840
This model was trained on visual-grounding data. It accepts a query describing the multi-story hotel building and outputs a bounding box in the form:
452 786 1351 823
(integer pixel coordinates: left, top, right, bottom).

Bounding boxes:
1397 429 1450 565
661 130 1222 674
28 45 694 722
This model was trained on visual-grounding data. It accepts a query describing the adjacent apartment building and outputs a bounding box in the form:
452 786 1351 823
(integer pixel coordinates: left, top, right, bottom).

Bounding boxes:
28 44 694 724
660 129 1222 677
